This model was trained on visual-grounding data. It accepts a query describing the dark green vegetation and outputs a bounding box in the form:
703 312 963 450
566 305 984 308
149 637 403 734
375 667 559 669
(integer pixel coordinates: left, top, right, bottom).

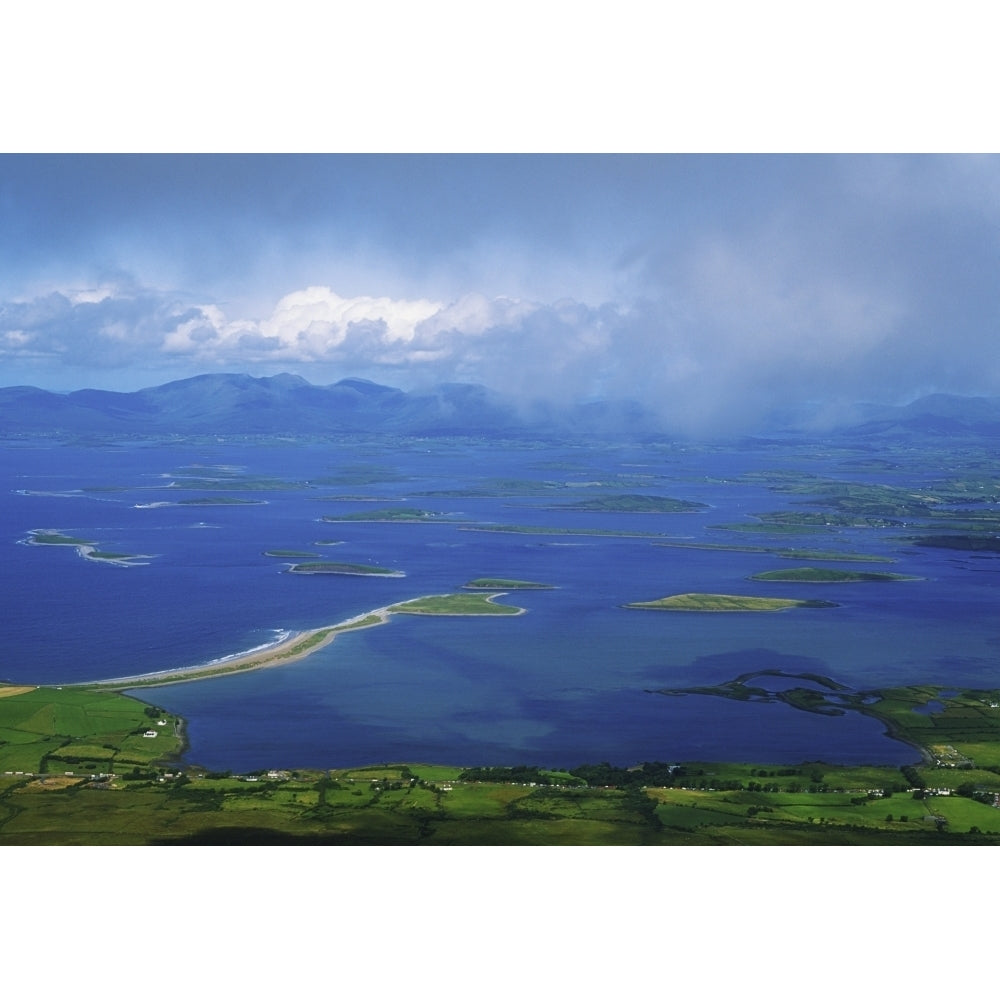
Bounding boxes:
548 493 707 513
287 561 403 576
749 567 920 583
463 578 554 590
626 593 838 612
264 550 321 559
4 681 1000 844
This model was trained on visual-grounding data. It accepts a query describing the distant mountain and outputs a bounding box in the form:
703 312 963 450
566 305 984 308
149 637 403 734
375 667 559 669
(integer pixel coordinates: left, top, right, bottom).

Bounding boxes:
0 372 641 438
840 393 1000 438
2 373 998 440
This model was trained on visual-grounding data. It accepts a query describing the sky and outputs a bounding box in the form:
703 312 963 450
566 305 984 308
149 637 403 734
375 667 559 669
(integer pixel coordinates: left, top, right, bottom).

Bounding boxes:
2 153 999 433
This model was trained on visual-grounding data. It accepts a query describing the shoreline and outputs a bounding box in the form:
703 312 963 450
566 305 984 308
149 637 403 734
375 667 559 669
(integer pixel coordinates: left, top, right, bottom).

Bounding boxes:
22 531 153 567
80 606 395 690
73 592 522 690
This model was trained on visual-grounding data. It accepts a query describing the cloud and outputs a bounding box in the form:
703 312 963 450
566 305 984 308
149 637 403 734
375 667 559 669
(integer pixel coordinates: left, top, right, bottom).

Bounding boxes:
5 157 1000 431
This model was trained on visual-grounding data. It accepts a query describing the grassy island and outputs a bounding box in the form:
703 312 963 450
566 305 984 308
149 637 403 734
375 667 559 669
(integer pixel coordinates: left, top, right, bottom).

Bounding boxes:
549 493 707 513
23 530 150 567
750 567 921 583
323 507 457 523
391 593 524 615
287 561 404 577
626 593 838 612
463 578 554 590
27 530 92 546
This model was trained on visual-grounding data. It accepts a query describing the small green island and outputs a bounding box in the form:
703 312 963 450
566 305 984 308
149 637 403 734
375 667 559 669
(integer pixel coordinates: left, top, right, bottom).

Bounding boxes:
625 593 838 612
287 561 404 577
322 507 458 523
548 493 707 513
264 550 321 558
462 578 554 590
392 593 523 615
749 567 922 583
22 529 151 567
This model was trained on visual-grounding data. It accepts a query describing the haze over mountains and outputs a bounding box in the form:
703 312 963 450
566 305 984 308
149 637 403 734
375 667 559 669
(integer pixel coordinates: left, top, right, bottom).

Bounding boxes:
2 372 999 440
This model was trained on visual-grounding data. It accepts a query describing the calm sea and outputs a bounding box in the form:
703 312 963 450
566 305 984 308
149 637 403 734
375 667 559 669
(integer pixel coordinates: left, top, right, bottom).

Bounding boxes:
3 435 997 770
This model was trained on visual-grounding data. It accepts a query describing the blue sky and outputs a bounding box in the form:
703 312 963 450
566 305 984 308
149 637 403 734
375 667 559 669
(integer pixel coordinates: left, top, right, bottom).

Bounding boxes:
2 154 999 432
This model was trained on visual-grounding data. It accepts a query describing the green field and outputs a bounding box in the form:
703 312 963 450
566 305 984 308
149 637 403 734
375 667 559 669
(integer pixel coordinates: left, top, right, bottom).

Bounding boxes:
0 685 182 776
625 593 838 612
3 680 1000 844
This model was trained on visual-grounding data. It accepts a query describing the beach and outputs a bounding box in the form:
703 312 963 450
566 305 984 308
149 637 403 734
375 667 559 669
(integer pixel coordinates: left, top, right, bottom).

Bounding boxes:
84 606 395 689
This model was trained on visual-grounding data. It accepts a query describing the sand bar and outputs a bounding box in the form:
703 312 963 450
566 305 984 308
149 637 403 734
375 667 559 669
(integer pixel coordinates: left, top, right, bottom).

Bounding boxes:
81 606 394 689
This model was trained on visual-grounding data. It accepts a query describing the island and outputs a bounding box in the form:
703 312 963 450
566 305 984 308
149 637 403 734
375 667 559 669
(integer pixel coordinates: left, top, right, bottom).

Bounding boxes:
322 507 455 523
462 578 554 590
392 593 524 615
749 567 921 583
286 561 404 577
547 493 707 513
21 529 153 567
625 593 839 612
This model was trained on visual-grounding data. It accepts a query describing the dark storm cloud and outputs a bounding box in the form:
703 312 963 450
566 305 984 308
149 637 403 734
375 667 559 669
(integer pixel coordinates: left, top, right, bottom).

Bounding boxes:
3 155 1000 431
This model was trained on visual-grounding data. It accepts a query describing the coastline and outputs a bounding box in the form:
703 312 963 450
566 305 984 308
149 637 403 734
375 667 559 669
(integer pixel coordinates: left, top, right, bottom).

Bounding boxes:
22 530 153 567
75 592 523 690
81 606 394 690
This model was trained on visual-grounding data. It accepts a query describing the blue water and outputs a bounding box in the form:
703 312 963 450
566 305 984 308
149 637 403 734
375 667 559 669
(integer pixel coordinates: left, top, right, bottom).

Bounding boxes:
3 436 998 770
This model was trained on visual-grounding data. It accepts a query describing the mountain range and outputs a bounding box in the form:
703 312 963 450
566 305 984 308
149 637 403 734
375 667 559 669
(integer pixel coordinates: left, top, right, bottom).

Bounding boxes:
2 372 1000 439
